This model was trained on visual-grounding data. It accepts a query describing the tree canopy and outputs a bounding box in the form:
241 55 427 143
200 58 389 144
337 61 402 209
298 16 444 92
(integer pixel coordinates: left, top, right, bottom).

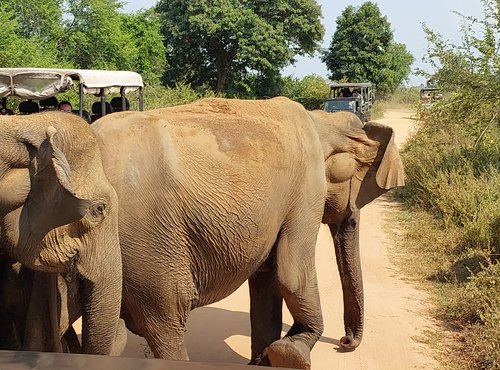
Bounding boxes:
156 0 325 95
322 2 413 96
0 0 64 67
0 0 166 84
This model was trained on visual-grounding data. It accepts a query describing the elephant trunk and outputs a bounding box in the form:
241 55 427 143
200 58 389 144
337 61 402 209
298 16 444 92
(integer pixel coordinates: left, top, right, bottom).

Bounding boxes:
329 209 364 351
22 272 63 352
79 232 123 355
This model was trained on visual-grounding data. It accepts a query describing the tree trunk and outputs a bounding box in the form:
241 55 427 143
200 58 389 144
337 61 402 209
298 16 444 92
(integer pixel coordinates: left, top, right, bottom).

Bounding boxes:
215 45 238 95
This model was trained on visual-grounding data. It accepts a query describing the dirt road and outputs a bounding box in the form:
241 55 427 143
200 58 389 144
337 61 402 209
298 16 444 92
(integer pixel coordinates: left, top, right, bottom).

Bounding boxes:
78 109 438 369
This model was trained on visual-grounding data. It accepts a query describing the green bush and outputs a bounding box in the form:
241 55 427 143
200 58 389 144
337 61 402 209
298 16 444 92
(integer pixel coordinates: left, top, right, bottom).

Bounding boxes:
281 74 329 110
437 263 500 369
134 83 213 110
385 86 420 107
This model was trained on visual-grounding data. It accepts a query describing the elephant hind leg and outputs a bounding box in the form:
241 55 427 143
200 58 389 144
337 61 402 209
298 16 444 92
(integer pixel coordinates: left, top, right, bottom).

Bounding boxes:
248 264 283 366
268 219 324 369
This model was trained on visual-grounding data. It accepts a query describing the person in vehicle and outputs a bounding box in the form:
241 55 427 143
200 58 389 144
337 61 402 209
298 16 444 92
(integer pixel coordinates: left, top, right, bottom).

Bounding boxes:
0 101 14 115
18 100 39 114
339 88 352 97
58 101 73 112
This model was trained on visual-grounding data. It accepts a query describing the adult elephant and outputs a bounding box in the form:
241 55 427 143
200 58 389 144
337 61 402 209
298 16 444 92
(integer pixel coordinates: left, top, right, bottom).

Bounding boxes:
92 97 327 369
309 110 405 350
0 112 123 355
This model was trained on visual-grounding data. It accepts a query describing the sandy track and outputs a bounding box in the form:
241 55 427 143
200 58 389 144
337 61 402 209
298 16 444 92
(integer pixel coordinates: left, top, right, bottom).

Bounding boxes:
78 109 438 369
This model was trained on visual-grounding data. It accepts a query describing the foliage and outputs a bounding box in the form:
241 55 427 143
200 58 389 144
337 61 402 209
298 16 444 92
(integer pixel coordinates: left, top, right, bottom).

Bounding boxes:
119 9 167 84
281 74 329 110
138 82 213 110
60 0 137 70
395 1 500 368
156 0 324 95
322 2 413 97
386 86 421 107
6 0 64 41
0 2 62 67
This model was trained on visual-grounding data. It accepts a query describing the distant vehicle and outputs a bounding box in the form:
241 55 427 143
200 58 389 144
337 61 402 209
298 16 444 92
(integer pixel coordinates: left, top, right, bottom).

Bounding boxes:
0 68 144 122
324 82 373 122
420 87 442 108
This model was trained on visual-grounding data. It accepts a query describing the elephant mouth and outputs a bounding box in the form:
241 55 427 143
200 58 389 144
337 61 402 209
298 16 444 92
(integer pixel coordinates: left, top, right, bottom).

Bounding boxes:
30 234 80 273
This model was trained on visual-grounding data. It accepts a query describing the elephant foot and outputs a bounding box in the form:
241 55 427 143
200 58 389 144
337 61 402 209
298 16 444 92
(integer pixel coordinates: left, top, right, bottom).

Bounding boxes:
248 350 271 367
267 339 311 369
339 335 361 351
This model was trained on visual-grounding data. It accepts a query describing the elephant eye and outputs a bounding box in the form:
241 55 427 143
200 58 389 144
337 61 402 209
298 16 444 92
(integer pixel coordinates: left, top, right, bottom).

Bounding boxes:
90 202 107 218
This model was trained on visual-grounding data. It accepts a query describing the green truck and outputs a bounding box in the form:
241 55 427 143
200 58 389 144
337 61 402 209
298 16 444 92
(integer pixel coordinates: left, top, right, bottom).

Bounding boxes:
324 82 373 122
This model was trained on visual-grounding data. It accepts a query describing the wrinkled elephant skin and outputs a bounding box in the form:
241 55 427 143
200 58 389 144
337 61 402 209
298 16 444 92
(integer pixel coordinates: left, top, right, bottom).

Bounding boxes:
93 97 327 369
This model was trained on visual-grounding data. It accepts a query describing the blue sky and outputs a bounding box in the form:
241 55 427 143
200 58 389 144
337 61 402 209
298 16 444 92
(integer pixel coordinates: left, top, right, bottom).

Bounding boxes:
123 0 484 86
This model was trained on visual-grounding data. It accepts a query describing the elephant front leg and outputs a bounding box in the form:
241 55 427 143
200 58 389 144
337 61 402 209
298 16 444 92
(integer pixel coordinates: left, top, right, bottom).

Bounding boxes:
329 209 364 350
248 267 283 366
142 310 190 360
266 217 324 370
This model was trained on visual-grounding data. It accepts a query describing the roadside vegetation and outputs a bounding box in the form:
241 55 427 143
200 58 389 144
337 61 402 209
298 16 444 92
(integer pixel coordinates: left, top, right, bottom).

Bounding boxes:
393 1 499 368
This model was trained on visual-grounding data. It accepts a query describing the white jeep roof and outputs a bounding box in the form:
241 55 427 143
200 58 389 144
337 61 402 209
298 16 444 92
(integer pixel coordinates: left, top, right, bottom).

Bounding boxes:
0 68 144 100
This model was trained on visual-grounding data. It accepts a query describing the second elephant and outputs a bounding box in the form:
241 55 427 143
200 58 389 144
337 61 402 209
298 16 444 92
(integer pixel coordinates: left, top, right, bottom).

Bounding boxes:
310 110 404 350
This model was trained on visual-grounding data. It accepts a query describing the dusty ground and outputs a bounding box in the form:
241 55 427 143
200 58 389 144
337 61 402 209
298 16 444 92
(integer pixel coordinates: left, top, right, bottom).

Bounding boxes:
76 108 438 369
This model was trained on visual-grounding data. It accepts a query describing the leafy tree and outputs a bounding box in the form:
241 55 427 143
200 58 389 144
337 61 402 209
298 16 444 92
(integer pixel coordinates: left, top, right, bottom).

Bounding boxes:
0 2 60 67
120 9 167 84
156 0 324 95
60 0 137 70
419 0 500 145
282 74 329 109
322 2 413 96
6 0 64 41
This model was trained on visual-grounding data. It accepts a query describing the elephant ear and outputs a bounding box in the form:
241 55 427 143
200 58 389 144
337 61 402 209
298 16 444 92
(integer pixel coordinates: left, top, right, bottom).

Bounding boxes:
21 127 91 243
351 122 405 210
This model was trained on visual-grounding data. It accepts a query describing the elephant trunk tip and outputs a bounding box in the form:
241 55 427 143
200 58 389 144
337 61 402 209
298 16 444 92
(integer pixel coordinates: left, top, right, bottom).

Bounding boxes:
338 335 362 352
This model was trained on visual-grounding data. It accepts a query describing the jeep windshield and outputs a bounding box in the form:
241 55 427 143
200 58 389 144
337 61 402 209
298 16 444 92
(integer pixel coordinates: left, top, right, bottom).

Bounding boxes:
324 99 356 113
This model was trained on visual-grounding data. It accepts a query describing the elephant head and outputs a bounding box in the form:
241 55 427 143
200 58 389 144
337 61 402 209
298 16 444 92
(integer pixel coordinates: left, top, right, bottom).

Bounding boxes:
309 110 404 350
0 112 123 355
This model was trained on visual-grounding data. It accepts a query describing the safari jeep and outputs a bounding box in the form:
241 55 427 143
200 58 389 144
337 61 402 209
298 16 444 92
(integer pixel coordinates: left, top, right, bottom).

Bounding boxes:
420 87 442 108
0 68 144 122
324 82 373 122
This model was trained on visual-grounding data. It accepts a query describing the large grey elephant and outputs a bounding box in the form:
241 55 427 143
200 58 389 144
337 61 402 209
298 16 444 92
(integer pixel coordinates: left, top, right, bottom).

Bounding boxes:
93 97 327 369
92 98 403 365
0 112 123 355
310 110 404 350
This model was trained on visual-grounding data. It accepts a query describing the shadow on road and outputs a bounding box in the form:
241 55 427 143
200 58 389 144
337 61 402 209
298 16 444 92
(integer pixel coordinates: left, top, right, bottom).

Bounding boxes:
185 307 338 363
